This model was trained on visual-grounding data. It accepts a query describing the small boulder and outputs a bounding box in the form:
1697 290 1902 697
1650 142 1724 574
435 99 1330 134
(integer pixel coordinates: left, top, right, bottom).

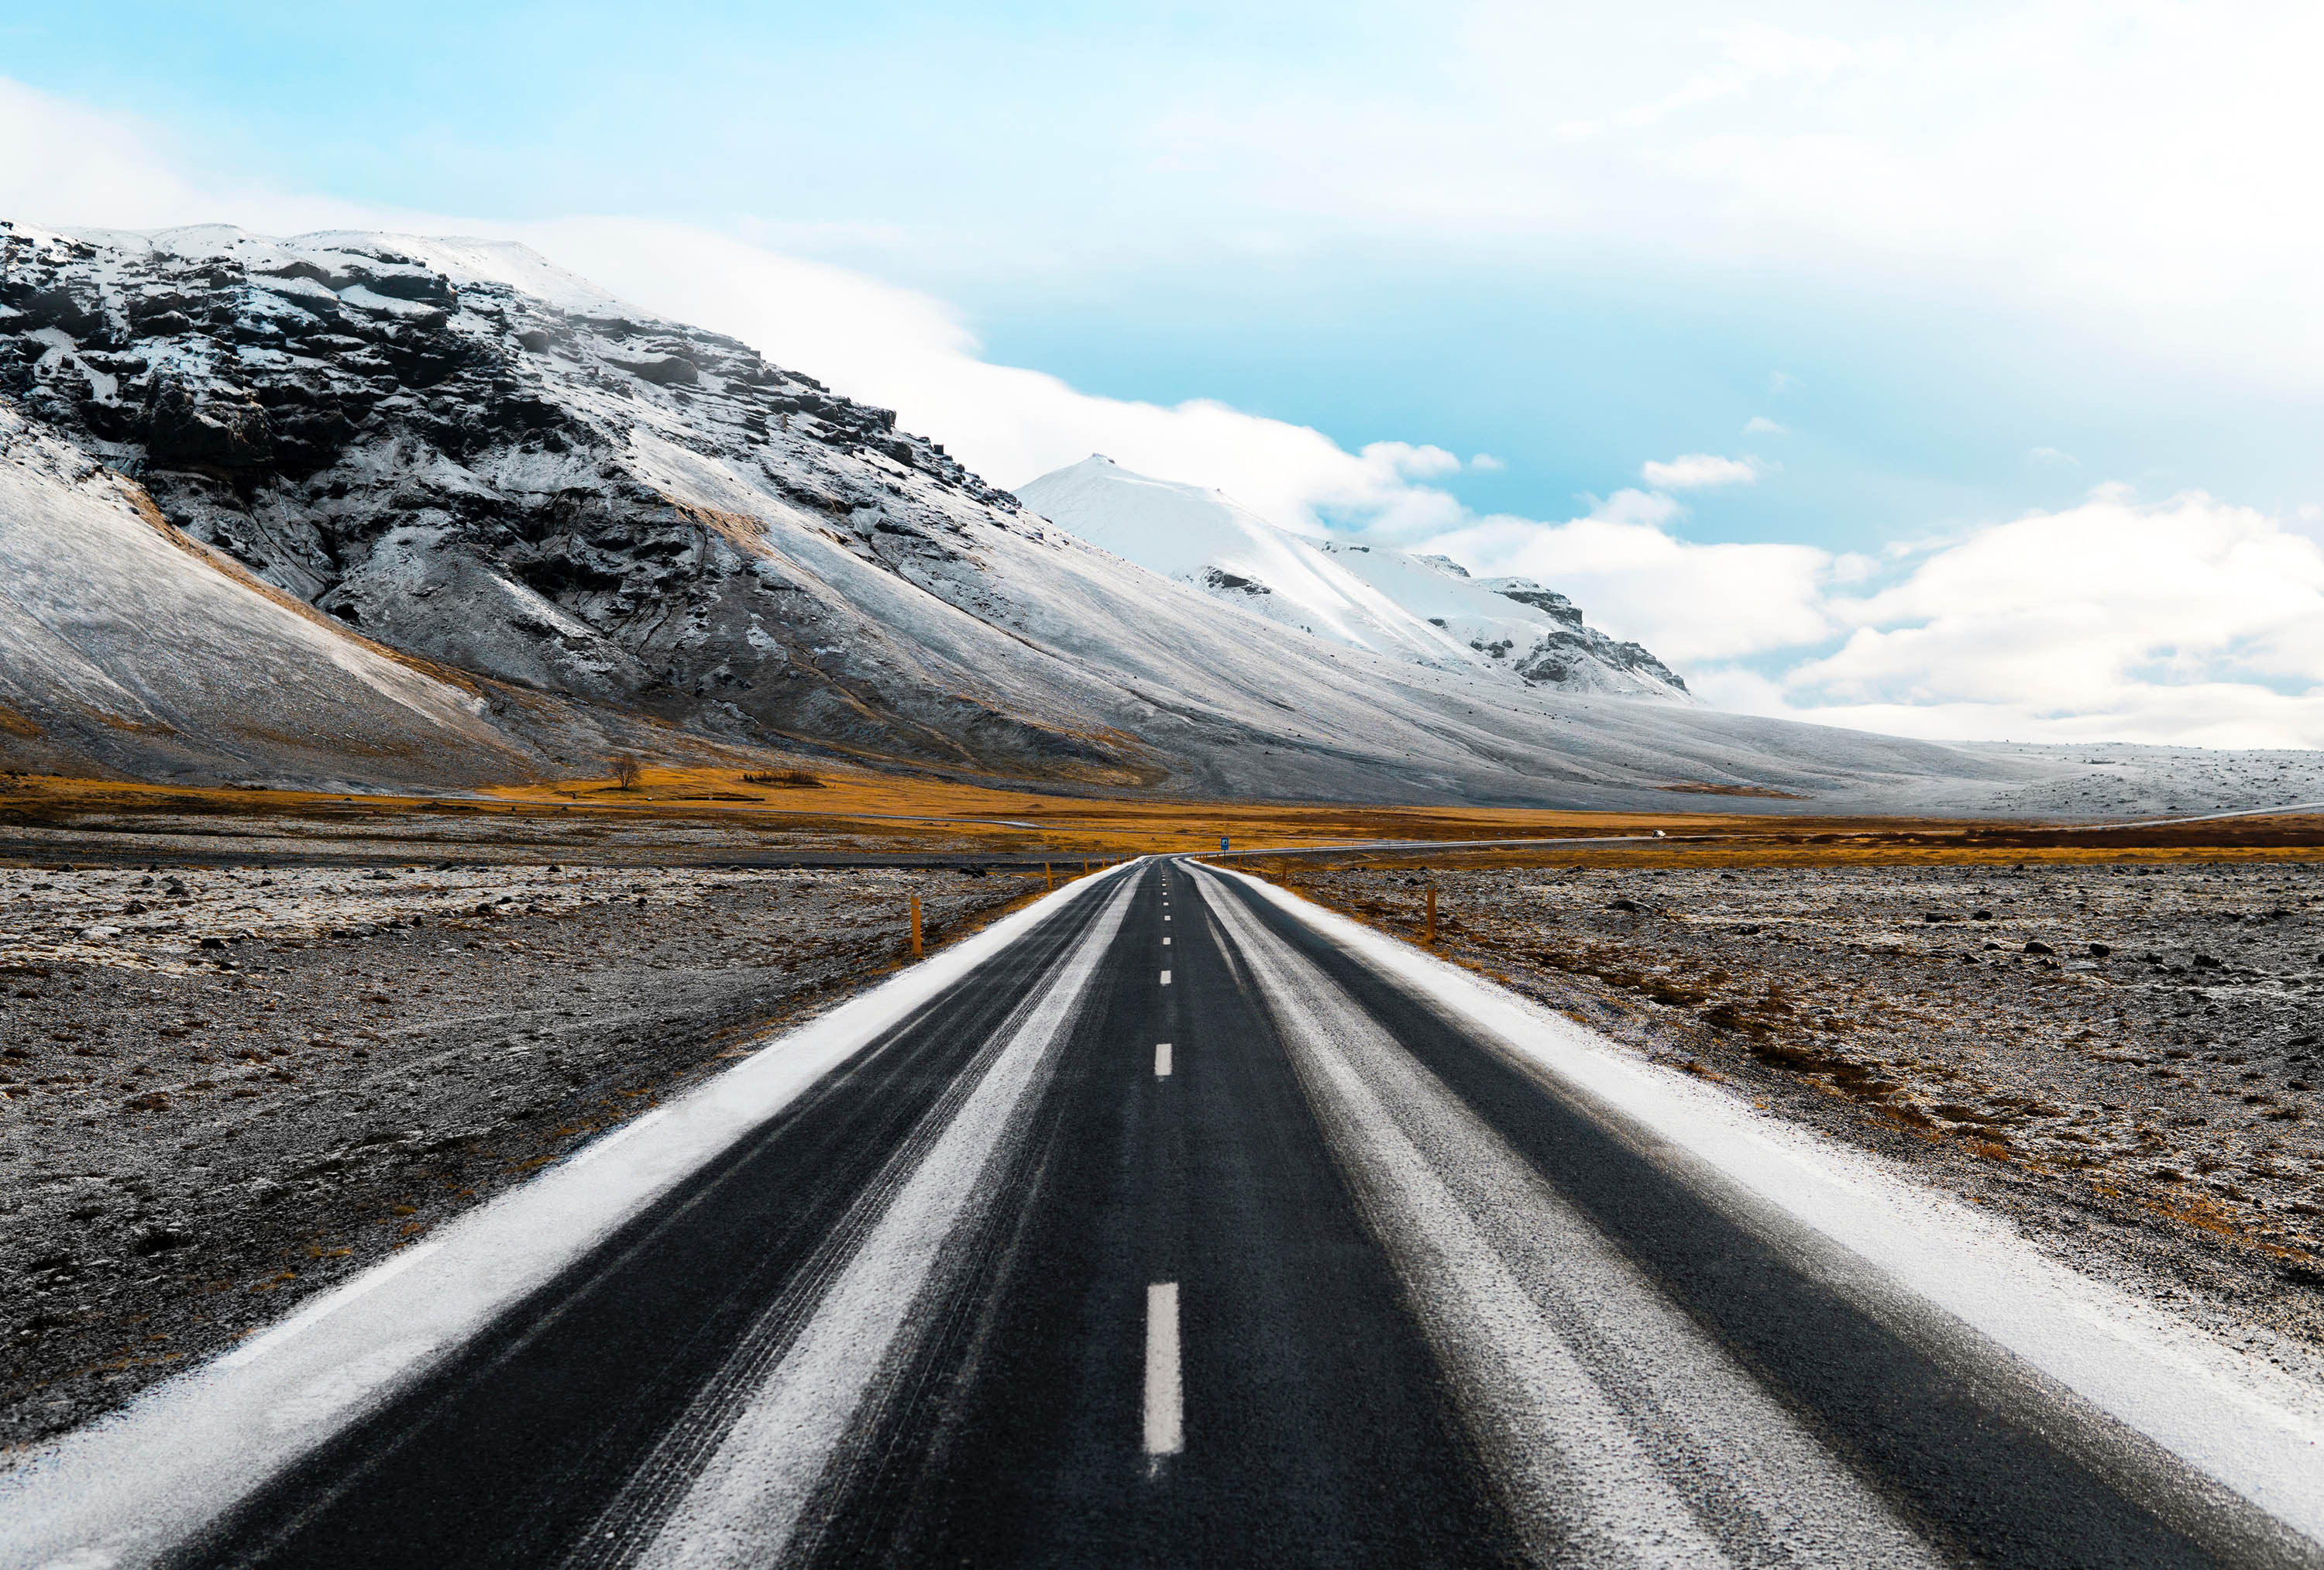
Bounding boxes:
2023 940 2055 956
129 1221 196 1255
609 352 699 386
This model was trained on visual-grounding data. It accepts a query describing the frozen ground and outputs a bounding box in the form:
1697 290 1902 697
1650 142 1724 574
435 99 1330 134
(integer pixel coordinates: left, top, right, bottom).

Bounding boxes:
1972 741 2324 819
0 860 1039 1455
1291 860 2324 1382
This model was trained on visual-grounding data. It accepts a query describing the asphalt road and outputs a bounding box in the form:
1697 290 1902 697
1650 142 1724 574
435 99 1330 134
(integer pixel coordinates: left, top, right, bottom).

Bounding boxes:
136 859 2317 1568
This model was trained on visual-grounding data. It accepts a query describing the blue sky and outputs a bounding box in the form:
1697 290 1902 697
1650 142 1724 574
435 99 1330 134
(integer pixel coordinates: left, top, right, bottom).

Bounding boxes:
8 1 2324 745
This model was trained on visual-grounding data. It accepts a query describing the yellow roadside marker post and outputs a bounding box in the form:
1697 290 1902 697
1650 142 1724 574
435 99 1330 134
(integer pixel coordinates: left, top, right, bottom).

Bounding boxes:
1425 885 1437 946
909 892 923 959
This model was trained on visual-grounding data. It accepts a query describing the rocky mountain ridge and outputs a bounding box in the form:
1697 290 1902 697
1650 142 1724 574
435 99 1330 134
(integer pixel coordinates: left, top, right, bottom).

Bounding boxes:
0 220 2090 812
1315 541 1688 697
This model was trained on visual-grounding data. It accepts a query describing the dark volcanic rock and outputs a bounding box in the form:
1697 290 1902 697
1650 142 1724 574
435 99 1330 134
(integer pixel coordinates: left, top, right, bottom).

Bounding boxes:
140 374 274 468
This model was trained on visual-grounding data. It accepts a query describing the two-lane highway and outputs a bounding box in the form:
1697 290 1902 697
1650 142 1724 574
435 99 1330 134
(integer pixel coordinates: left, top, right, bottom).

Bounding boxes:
9 859 2322 1568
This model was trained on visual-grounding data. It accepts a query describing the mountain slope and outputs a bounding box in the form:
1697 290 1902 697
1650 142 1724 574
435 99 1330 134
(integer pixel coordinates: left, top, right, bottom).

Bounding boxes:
0 219 2077 811
1012 455 1483 669
0 402 536 785
1017 455 1690 701
1313 541 1689 699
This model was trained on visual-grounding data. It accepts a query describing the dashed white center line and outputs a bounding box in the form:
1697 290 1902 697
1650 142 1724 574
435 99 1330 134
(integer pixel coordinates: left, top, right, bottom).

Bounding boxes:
1160 970 1171 985
1163 936 1171 946
1155 1043 1172 1077
1144 1281 1183 1459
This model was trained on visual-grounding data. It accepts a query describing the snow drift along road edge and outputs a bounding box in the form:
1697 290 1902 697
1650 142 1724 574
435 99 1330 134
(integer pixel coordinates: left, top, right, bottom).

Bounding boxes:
0 864 1142 1570
1201 861 2324 1549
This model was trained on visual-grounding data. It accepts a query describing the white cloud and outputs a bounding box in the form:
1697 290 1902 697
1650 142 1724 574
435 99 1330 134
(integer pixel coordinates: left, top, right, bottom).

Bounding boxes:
1120 5 2324 392
1709 490 2324 747
2026 445 2078 466
1423 490 1833 665
6 71 2323 749
1639 453 1757 490
1469 452 1506 471
1767 371 1797 393
1743 416 1787 435
535 217 1480 539
0 77 423 236
1408 485 2324 749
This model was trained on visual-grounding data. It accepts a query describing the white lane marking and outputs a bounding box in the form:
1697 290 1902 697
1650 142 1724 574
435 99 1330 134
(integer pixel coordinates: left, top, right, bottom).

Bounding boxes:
1195 871 1935 1568
1145 1282 1184 1458
1160 970 1171 984
640 881 1140 1570
1155 1043 1173 1077
1164 915 1171 921
1163 936 1171 946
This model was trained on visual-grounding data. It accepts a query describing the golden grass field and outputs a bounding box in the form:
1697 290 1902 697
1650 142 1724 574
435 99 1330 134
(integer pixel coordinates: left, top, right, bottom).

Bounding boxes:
5 762 2324 866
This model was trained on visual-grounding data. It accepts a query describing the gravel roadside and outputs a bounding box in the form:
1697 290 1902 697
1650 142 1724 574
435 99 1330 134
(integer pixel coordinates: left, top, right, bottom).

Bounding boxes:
1286 859 2324 1383
0 861 1043 1457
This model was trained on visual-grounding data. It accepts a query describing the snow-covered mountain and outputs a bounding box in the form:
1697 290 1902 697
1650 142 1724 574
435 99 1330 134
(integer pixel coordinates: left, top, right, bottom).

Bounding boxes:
1013 456 1479 669
1018 455 1689 701
0 219 2087 811
1315 543 1687 699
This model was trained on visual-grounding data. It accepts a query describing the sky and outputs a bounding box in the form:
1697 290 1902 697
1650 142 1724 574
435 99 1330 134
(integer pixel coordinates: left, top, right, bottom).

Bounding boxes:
6 0 2324 748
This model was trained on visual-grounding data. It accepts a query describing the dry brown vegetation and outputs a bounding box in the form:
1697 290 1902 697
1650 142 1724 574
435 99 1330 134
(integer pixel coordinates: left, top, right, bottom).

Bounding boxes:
15 761 2324 869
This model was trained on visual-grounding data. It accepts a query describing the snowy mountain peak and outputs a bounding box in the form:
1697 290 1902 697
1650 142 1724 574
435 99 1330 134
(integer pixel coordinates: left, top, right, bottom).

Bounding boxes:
1016 455 1478 668
1019 455 1690 701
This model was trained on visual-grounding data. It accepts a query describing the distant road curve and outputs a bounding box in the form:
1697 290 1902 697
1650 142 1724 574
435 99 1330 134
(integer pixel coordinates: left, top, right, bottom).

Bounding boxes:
2057 799 2324 832
1208 796 2324 860
1200 833 1668 860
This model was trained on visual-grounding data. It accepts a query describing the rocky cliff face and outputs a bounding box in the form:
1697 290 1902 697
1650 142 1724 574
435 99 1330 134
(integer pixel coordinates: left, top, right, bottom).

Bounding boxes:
0 222 1137 781
1309 542 1692 700
1466 574 1689 695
